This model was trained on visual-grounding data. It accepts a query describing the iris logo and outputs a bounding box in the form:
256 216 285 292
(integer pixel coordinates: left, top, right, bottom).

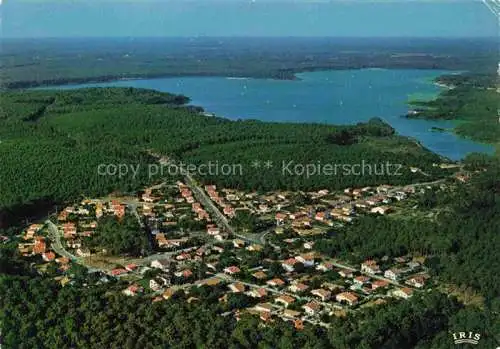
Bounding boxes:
452 331 481 345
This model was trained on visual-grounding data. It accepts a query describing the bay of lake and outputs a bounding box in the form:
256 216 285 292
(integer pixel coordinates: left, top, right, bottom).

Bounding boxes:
50 69 494 160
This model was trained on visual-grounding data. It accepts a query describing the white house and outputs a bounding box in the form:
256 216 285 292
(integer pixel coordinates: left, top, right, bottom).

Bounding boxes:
151 259 171 271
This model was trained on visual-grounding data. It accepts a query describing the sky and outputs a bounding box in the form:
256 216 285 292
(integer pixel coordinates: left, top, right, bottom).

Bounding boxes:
1 0 498 38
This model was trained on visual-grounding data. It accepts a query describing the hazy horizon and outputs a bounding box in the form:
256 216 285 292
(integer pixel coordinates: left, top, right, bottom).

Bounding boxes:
1 0 497 39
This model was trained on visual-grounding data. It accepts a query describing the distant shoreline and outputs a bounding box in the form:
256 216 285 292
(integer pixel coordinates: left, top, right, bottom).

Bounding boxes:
6 66 453 90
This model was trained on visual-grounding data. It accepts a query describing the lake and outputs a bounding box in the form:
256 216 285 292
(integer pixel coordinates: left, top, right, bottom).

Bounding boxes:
50 69 494 160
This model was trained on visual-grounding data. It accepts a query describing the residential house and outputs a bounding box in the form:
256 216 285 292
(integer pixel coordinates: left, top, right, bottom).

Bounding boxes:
283 309 301 319
125 264 138 272
232 239 246 249
335 292 359 306
275 212 287 226
370 206 392 215
205 262 218 271
393 191 408 201
303 241 315 250
302 302 321 316
150 277 169 291
196 247 208 256
151 259 171 271
407 261 421 270
338 269 354 278
352 188 362 197
292 217 312 229
58 211 69 222
62 223 77 239
282 258 298 272
254 303 273 313
205 184 217 192
207 225 220 236
223 206 235 218
223 266 241 275
384 268 403 281
275 295 295 308
33 237 46 255
315 211 326 222
266 278 286 287
316 262 334 272
42 251 56 262
176 252 191 261
393 256 408 264
288 283 309 293
246 244 263 252
377 185 391 193
260 312 272 322
123 284 144 296
258 204 269 213
252 271 268 280
371 280 390 290
56 257 70 265
311 289 332 302
366 197 383 206
228 282 246 293
66 240 82 249
406 275 427 288
247 288 268 299
353 276 370 286
361 260 381 274
111 268 128 276
295 253 315 267
174 269 193 279
393 287 414 299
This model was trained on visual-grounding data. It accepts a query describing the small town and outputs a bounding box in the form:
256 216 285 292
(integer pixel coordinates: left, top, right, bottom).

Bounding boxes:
9 167 472 331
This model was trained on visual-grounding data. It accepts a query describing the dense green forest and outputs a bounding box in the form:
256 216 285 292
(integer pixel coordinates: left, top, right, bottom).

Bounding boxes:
0 87 444 228
1 261 498 349
84 215 150 256
407 74 500 143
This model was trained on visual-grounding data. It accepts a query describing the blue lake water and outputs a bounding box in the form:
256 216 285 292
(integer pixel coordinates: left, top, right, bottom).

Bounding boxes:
50 69 494 160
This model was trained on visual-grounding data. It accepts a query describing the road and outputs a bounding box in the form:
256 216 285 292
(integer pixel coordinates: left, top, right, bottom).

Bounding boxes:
46 220 80 262
162 157 263 244
46 220 104 273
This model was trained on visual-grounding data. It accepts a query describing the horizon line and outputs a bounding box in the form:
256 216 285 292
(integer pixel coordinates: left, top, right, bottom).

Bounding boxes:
2 35 498 40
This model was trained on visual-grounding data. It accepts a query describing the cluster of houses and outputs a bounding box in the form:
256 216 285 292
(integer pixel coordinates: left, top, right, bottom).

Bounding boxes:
18 224 46 256
119 245 225 296
121 235 432 328
56 199 128 257
14 179 439 331
202 185 292 219
17 223 72 272
272 185 418 235
215 253 429 326
139 182 221 244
